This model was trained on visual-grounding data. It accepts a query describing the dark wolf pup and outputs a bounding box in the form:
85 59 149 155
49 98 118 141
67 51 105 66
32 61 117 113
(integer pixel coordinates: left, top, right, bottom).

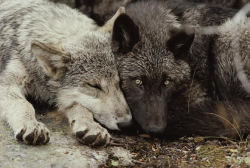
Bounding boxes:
112 0 250 138
0 0 132 146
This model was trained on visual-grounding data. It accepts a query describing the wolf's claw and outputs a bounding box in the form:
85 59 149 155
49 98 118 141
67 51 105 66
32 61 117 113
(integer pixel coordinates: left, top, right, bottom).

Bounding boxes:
15 122 50 145
73 120 110 147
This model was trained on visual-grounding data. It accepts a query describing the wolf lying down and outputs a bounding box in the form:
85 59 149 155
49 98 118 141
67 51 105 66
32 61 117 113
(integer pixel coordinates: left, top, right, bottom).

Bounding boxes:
112 1 250 139
0 0 133 146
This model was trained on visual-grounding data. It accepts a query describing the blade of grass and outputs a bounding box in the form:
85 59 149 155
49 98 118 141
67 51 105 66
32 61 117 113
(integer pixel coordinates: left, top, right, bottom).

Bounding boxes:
205 112 242 141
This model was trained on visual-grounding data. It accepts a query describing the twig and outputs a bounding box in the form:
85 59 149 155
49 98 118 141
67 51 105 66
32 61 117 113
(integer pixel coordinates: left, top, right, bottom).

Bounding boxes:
108 142 125 147
223 137 241 152
132 160 146 164
196 148 218 156
140 149 150 154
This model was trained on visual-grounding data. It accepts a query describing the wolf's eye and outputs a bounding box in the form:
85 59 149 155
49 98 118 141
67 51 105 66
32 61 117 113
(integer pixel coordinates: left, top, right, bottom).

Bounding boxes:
88 83 102 91
135 79 142 86
164 80 171 86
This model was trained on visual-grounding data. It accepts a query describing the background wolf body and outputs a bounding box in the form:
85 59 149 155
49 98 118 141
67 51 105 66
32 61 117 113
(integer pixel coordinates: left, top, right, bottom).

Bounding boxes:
112 1 250 138
74 0 250 25
0 0 132 146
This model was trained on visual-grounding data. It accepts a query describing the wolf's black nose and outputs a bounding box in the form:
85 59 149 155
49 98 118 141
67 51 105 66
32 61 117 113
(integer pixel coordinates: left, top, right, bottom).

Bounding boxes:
117 120 133 131
148 126 165 136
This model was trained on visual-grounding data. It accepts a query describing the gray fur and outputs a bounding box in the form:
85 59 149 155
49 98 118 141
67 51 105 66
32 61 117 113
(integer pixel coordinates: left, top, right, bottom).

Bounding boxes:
0 0 131 146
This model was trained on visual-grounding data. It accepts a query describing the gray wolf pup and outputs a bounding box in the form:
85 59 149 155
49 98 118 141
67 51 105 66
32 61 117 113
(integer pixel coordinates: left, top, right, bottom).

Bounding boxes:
112 0 250 138
0 0 132 146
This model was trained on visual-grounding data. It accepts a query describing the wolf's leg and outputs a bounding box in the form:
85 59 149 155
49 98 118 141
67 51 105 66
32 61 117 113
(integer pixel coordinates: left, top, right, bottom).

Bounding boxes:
65 104 110 147
0 85 50 144
0 60 50 144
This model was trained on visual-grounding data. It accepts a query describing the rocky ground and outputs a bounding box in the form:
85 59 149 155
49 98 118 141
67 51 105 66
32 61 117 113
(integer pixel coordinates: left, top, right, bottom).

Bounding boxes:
1 109 250 168
0 110 133 168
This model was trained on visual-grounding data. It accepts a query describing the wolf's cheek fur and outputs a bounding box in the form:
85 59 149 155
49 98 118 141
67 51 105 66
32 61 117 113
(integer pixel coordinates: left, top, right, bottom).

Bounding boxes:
57 87 131 130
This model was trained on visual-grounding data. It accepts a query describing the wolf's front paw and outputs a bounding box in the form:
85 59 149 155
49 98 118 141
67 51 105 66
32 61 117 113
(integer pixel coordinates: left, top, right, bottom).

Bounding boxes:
71 120 110 147
15 121 50 145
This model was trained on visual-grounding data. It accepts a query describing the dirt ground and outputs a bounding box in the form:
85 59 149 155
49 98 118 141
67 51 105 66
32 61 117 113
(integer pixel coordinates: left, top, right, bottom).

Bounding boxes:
107 133 250 167
1 109 250 168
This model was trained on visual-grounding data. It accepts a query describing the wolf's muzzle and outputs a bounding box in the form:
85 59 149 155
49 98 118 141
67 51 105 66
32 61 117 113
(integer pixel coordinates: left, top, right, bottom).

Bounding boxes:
117 119 133 131
148 126 165 137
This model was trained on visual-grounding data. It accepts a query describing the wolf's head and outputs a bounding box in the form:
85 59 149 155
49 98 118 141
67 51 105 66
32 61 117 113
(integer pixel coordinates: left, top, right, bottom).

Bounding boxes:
30 8 132 131
112 13 194 136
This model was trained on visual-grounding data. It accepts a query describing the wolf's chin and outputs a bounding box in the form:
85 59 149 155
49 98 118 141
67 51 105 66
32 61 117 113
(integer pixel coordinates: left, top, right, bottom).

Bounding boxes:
95 118 120 130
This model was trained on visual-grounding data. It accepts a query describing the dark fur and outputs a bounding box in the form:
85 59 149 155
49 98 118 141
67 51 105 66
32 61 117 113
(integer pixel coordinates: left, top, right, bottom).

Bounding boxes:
112 0 250 138
75 0 250 25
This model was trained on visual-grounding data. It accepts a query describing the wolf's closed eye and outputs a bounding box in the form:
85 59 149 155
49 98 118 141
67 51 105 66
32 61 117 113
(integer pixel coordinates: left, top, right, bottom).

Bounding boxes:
87 83 102 91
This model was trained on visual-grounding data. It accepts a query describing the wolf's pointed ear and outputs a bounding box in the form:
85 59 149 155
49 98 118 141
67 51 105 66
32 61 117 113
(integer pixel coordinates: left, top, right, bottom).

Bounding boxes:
102 7 125 33
31 40 71 79
167 27 195 60
112 13 140 53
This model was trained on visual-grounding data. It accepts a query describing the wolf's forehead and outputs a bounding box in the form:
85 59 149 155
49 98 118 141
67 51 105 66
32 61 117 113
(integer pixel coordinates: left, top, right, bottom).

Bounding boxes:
69 33 110 46
68 56 118 78
65 42 112 57
64 39 114 63
120 58 170 77
120 45 178 78
63 33 111 54
131 42 171 65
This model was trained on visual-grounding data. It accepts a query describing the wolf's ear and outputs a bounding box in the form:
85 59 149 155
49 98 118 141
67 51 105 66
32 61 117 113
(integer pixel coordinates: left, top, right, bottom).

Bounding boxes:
167 28 195 60
112 13 140 53
31 40 71 79
102 7 125 33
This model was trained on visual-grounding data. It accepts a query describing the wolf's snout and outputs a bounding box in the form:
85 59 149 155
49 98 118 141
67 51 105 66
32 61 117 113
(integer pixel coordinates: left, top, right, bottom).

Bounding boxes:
148 126 165 137
117 119 133 131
